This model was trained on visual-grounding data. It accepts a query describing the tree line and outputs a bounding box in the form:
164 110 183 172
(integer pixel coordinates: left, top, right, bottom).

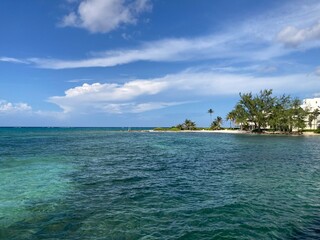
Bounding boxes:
227 89 319 132
175 116 223 130
159 89 319 133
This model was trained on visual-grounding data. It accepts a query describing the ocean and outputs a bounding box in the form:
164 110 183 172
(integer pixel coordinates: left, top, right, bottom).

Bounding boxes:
1 128 320 239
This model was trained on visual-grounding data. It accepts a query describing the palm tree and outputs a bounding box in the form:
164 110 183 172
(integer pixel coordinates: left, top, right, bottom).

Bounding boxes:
216 116 223 129
211 116 223 130
183 119 196 130
227 104 249 130
176 124 184 130
226 111 236 128
208 109 214 124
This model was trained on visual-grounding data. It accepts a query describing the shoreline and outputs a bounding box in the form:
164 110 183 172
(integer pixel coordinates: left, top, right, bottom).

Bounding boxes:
149 129 320 136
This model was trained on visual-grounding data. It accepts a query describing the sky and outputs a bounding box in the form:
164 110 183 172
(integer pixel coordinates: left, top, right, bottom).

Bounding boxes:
1 0 320 127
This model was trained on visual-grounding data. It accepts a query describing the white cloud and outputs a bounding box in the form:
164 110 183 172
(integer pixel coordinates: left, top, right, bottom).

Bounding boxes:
315 66 320 76
159 71 319 96
60 0 151 33
97 102 182 114
48 80 169 113
0 100 70 122
0 0 320 71
0 57 29 64
4 0 320 70
0 100 32 113
277 21 320 47
208 65 278 74
31 0 320 70
67 78 93 83
48 69 320 114
29 34 276 69
130 102 182 113
64 80 166 99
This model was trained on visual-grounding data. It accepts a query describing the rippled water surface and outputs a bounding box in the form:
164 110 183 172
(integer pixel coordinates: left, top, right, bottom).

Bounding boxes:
1 128 320 239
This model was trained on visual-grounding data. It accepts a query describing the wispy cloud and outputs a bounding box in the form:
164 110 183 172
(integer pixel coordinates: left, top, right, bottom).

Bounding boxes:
29 35 237 69
60 0 152 33
94 101 184 114
27 0 320 69
0 57 29 64
67 78 93 83
3 0 320 70
25 37 297 69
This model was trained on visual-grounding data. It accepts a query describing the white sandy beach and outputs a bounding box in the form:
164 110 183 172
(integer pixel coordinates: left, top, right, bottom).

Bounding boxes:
150 129 319 136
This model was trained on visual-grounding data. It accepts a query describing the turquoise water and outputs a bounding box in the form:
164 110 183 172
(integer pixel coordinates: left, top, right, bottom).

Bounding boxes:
1 128 320 239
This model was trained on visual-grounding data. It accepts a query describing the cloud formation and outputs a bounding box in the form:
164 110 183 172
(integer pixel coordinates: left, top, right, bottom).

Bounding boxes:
30 36 233 69
277 21 320 47
0 100 32 113
49 80 169 113
31 0 320 69
60 0 151 33
3 1 320 70
48 69 320 114
28 35 294 69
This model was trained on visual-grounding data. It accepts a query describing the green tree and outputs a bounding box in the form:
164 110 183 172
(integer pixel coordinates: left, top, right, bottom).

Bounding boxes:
226 111 236 128
307 109 320 129
268 95 291 132
227 104 249 130
310 109 320 129
216 116 223 129
308 114 315 129
290 98 307 133
238 92 256 129
255 89 276 131
183 119 196 130
237 90 275 131
227 89 307 133
211 116 223 130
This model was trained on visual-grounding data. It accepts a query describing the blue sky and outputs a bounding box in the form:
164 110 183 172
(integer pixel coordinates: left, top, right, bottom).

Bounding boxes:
1 0 320 127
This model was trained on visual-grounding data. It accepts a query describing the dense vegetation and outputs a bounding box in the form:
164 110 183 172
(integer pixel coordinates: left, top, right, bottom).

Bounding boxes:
226 89 318 133
176 119 197 130
154 89 319 133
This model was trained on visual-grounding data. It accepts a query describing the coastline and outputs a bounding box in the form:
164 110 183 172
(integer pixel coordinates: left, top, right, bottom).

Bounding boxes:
150 129 320 136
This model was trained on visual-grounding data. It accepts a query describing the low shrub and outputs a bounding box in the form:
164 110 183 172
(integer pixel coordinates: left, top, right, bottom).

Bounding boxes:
153 127 181 131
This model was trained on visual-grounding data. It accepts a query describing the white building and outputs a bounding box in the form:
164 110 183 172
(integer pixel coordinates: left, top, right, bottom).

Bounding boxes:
301 98 320 129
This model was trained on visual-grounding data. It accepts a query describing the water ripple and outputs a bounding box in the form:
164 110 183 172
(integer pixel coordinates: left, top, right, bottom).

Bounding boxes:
1 129 320 239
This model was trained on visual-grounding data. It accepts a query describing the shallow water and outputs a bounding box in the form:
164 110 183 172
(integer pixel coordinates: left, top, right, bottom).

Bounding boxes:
1 128 320 239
